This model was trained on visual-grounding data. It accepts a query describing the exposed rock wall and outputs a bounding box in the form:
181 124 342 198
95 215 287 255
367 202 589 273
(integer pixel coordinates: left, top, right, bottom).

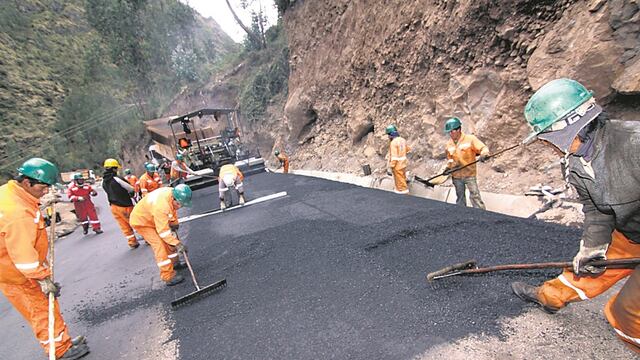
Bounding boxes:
275 0 640 194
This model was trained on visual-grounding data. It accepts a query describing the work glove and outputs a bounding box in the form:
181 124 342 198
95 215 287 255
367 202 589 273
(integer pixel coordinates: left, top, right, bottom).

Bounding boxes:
76 196 85 202
478 154 489 163
386 168 393 176
37 278 61 298
175 243 188 255
170 223 179 231
572 240 608 276
90 191 97 196
41 194 62 207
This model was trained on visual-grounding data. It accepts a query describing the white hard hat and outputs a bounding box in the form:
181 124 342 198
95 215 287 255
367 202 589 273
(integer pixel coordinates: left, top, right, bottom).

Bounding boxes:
223 174 235 187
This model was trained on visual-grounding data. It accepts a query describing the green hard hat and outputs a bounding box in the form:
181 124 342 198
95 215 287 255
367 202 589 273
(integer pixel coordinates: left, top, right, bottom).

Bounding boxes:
73 173 83 180
172 184 192 207
176 153 183 161
123 168 132 175
524 78 593 142
385 124 397 135
17 158 59 185
145 163 156 173
444 117 462 133
274 150 280 156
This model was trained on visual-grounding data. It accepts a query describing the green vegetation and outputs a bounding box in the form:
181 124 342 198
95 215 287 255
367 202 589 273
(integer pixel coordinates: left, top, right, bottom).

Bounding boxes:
238 22 289 122
0 0 235 180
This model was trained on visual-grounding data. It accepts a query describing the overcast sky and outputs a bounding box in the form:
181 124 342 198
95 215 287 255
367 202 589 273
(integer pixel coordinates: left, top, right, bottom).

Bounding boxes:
179 0 279 43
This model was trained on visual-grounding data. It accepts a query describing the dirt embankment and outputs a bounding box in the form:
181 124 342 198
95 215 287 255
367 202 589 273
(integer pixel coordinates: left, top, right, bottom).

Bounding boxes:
276 0 640 194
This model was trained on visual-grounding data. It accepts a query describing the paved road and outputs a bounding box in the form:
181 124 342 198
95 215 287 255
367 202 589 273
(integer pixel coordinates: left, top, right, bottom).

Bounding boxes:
1 172 581 359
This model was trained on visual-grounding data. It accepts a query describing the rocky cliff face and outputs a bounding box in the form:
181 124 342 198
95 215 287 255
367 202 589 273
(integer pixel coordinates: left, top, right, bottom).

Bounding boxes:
273 0 640 193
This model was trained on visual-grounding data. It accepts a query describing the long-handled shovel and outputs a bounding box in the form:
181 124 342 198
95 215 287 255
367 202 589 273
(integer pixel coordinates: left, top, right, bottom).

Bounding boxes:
426 257 640 282
170 234 226 309
47 199 57 360
415 143 521 188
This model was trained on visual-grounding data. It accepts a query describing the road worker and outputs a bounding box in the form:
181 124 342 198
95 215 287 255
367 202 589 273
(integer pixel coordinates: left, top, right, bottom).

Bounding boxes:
123 168 140 202
66 173 102 234
129 185 192 286
102 159 139 249
510 78 640 353
138 163 162 197
274 150 289 173
443 117 489 209
0 158 90 359
218 164 245 210
170 153 196 186
385 124 411 194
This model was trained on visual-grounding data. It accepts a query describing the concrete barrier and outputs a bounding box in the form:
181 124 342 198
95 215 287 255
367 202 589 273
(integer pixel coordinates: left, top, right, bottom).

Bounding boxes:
287 169 544 218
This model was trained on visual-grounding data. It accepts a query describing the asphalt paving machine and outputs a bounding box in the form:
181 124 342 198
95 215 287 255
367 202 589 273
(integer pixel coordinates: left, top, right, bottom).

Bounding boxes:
144 108 265 189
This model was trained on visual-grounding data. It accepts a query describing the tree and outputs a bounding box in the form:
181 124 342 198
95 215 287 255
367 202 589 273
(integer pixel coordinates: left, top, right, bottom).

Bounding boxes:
225 0 266 49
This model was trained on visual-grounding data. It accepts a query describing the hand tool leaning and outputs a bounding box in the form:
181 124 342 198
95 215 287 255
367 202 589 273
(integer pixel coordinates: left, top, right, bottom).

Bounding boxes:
427 258 640 282
170 232 226 309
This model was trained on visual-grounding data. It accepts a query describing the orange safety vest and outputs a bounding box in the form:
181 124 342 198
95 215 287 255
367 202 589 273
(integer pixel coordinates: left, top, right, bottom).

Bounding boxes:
0 181 51 284
139 172 162 196
130 188 179 246
389 136 410 170
125 174 140 193
446 132 488 178
219 164 244 181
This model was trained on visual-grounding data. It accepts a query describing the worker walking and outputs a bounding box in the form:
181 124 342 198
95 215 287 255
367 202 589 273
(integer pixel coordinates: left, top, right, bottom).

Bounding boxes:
138 163 162 197
385 124 411 194
443 117 489 209
170 153 196 186
123 168 140 202
0 158 89 359
510 78 640 353
274 150 289 173
130 185 192 286
102 159 139 249
218 164 245 210
66 173 102 235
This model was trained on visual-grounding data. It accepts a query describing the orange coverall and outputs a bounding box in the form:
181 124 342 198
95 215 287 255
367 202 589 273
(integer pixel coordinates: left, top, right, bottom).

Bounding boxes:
129 188 181 282
218 164 245 200
0 180 72 358
277 153 289 173
445 133 489 178
138 171 162 197
388 136 410 194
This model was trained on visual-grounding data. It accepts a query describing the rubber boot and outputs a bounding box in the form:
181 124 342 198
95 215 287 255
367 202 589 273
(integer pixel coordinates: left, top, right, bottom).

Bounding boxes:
82 224 89 235
239 194 246 205
93 228 103 234
165 274 185 287
71 335 87 346
220 200 226 210
129 242 140 249
511 282 560 314
58 342 90 359
173 262 187 270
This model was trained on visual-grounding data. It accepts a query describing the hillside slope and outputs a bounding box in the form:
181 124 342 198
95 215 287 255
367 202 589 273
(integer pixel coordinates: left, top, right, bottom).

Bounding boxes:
278 0 640 194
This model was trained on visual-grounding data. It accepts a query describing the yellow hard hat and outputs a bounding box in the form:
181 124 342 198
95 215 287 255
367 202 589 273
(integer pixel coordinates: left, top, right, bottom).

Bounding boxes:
103 158 121 168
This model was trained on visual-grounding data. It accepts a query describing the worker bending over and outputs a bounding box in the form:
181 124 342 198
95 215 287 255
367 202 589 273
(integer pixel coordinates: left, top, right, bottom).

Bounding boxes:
138 163 162 197
443 117 489 209
386 124 411 194
511 78 640 354
130 185 191 286
66 173 102 234
170 153 196 186
274 150 289 173
0 158 89 359
102 159 140 249
218 164 245 210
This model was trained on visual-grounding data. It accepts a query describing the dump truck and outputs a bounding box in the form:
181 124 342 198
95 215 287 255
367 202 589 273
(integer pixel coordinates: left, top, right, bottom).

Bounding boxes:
143 108 265 189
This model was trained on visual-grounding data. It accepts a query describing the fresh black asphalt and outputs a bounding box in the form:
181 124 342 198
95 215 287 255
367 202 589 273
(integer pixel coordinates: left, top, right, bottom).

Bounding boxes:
0 172 580 359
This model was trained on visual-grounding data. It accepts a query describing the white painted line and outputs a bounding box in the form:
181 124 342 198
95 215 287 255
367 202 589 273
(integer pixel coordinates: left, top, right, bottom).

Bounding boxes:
179 191 288 223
